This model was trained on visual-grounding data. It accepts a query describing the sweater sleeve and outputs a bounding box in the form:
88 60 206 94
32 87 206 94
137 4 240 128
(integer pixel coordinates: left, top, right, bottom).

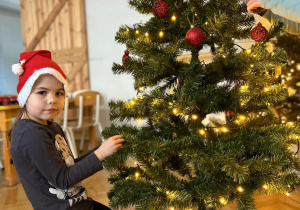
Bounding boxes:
261 0 300 22
19 126 103 189
74 145 100 163
263 9 300 34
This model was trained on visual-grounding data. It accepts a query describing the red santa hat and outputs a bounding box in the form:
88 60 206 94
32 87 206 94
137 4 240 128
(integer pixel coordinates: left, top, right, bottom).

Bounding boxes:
11 50 68 107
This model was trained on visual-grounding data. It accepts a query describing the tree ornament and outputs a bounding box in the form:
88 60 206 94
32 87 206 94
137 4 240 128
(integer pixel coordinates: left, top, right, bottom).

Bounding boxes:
152 0 169 19
117 165 124 170
185 27 204 46
122 50 129 69
251 22 268 42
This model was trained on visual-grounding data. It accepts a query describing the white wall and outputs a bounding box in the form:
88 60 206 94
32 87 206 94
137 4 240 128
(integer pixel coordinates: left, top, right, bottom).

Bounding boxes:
85 0 151 127
0 8 22 95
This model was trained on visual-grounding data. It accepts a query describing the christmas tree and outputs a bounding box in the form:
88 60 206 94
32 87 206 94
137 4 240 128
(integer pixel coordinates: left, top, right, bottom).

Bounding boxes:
102 0 300 209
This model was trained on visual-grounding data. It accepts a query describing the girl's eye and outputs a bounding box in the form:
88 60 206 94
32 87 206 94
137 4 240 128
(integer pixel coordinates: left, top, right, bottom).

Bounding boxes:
37 91 46 95
56 91 65 96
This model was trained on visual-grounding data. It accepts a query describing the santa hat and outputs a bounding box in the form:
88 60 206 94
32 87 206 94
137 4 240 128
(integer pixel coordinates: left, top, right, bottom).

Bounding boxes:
11 50 68 107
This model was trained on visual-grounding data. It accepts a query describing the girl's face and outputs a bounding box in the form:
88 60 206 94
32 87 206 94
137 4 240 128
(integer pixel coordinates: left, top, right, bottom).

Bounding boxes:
25 74 65 125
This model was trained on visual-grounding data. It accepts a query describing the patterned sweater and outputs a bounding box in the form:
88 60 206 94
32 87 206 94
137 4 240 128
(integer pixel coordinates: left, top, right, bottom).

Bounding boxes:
11 119 103 210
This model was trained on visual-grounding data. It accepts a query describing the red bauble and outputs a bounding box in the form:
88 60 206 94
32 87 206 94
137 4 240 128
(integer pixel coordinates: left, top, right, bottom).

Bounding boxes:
251 22 268 42
122 50 129 69
185 27 204 46
152 0 169 19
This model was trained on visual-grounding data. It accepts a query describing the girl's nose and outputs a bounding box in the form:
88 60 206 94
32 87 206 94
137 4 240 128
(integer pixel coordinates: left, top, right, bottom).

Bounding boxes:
48 94 57 104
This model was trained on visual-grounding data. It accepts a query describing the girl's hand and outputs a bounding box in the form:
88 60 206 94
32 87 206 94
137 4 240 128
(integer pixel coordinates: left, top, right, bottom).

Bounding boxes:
94 135 124 162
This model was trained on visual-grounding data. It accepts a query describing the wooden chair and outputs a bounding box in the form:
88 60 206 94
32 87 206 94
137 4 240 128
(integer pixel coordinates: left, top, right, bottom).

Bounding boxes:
62 90 103 158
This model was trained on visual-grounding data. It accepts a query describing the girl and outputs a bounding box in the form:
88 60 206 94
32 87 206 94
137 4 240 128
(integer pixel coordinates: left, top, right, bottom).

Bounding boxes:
8 50 124 210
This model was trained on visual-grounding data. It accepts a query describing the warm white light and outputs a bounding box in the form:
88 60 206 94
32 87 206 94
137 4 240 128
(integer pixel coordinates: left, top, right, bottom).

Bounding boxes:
159 31 164 37
263 184 268 189
221 127 228 132
192 115 198 120
199 129 205 135
135 30 140 34
237 186 244 192
135 172 140 177
286 192 290 196
240 85 248 91
246 49 251 54
173 109 178 114
264 87 269 92
219 197 226 204
145 32 149 37
171 15 176 21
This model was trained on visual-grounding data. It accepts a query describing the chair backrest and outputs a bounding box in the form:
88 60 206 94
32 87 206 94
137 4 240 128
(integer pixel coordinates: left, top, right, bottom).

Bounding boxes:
62 90 101 131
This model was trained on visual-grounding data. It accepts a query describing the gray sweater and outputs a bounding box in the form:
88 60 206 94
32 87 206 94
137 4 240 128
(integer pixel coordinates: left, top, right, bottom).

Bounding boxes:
10 119 103 210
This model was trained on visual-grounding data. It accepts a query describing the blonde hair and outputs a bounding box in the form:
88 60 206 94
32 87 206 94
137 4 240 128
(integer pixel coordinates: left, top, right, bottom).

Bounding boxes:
7 107 27 141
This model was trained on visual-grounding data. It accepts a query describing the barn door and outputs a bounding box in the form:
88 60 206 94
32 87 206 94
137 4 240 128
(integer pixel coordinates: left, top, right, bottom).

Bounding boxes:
20 0 89 92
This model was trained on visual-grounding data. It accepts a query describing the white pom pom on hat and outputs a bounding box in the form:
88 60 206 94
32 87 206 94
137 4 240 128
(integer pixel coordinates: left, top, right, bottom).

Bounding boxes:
12 50 68 107
11 59 26 76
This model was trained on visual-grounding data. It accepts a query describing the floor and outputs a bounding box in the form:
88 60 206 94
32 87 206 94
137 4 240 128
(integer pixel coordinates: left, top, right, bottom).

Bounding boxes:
1 140 300 210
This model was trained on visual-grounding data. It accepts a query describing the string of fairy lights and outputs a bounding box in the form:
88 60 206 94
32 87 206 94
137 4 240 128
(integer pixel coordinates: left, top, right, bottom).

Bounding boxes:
118 11 300 209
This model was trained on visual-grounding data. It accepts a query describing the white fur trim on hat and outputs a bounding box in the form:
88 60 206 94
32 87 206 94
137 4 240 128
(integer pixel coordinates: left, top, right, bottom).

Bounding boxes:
18 68 68 107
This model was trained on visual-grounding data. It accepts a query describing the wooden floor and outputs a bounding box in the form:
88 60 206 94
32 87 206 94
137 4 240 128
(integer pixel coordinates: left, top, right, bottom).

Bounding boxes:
1 141 300 210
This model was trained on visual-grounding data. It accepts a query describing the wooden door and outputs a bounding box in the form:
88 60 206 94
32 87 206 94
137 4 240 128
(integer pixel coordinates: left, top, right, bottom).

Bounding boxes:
20 0 90 92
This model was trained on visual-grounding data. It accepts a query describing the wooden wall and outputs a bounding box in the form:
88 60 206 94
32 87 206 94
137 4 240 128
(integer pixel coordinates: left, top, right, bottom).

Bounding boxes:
20 0 90 92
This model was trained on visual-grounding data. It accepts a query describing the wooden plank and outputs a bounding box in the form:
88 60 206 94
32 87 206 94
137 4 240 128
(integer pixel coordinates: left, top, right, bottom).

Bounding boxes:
67 61 86 82
19 0 28 49
24 0 68 52
68 0 74 48
52 48 87 63
36 0 44 50
48 0 55 50
40 0 48 50
59 1 70 49
70 0 83 47
79 0 87 49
